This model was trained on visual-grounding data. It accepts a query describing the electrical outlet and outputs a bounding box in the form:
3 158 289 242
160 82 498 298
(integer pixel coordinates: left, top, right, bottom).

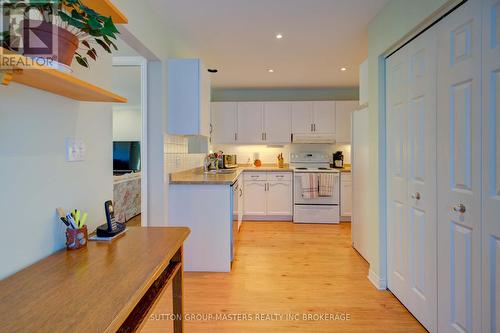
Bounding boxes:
66 138 86 162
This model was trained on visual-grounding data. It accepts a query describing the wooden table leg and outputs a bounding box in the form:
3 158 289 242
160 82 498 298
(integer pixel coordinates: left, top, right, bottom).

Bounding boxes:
172 247 184 333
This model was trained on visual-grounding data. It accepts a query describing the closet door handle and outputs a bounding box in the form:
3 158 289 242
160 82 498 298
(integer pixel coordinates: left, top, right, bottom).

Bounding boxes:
452 204 466 214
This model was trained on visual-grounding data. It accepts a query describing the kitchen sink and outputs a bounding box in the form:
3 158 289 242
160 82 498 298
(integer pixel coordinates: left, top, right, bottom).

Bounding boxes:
204 169 237 175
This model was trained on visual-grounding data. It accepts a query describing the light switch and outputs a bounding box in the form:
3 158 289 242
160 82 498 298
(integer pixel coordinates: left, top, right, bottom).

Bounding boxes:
66 138 86 162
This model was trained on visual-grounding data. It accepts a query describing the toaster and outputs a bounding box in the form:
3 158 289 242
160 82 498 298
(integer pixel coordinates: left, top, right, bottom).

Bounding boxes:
222 155 238 169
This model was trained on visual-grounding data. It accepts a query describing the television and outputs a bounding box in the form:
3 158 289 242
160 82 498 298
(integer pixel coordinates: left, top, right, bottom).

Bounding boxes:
113 141 141 174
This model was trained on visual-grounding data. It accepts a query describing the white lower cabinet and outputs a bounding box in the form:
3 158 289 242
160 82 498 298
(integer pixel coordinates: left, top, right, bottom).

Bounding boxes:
267 181 293 216
243 180 267 216
340 173 352 219
243 172 292 220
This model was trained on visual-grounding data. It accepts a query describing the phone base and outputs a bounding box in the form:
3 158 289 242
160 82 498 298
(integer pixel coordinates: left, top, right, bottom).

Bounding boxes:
96 223 126 238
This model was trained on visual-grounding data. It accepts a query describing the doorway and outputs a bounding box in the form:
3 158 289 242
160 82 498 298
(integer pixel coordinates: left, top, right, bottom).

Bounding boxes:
112 56 148 227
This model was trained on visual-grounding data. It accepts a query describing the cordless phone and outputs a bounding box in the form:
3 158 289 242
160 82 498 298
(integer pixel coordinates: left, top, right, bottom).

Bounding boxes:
104 200 119 231
96 200 126 238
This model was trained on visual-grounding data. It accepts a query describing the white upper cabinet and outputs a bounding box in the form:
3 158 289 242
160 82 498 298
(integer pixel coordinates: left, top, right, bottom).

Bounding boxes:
264 102 291 143
291 102 314 133
211 102 238 144
335 101 357 144
167 59 211 137
211 100 355 144
237 102 264 143
313 101 336 134
291 101 336 134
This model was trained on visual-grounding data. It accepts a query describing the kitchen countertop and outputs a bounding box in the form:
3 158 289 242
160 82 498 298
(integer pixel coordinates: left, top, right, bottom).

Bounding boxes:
339 165 351 173
169 164 292 185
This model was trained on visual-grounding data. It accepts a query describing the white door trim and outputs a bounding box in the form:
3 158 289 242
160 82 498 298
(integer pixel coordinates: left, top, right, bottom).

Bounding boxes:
112 56 148 227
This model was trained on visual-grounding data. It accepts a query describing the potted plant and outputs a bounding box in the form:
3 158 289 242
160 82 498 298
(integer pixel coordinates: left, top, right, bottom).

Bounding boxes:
1 0 120 70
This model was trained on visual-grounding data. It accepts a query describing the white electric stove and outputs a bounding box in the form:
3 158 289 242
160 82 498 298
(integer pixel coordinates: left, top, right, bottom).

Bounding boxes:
290 152 340 224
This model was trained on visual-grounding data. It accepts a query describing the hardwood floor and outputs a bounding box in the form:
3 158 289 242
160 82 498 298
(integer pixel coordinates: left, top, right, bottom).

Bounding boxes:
127 214 142 227
140 222 427 333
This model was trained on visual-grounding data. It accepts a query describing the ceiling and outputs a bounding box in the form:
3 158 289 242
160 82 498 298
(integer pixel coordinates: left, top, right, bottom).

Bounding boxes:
146 0 388 89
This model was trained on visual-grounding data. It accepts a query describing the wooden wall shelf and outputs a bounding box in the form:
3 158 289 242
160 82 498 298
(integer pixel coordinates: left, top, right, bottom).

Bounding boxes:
81 0 128 24
1 48 127 103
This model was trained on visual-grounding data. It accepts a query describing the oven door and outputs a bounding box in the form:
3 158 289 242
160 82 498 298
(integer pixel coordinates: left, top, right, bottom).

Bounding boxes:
293 172 339 205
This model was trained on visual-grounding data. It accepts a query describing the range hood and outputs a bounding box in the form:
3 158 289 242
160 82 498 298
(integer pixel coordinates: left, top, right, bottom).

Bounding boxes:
292 133 336 144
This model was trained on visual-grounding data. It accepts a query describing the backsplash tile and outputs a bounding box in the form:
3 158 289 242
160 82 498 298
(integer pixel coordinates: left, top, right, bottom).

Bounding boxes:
211 144 352 165
164 135 205 174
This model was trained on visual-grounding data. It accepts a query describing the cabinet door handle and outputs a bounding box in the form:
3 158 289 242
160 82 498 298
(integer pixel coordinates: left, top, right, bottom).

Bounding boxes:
311 124 314 132
235 133 238 141
411 192 421 200
313 124 316 132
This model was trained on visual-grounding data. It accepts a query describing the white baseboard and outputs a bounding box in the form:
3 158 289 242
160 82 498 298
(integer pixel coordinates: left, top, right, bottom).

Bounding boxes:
243 215 292 221
368 269 387 290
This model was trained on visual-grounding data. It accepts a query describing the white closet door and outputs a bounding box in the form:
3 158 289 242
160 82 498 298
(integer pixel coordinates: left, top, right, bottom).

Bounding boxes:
386 42 410 308
386 26 438 332
437 1 483 332
482 1 500 332
405 27 438 332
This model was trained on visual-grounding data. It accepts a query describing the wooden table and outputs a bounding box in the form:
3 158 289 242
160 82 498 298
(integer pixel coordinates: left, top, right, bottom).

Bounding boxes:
0 227 190 333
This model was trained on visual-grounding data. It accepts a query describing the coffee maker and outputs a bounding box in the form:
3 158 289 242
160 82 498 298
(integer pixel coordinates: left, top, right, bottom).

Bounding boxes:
333 151 344 169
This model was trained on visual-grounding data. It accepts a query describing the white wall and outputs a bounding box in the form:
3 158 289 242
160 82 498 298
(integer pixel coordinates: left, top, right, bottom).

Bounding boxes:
0 55 113 279
113 107 141 141
0 1 177 278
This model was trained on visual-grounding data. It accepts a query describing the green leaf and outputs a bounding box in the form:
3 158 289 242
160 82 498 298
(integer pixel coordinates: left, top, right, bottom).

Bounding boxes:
79 5 97 18
71 9 83 20
86 48 97 60
95 38 111 53
75 54 89 68
87 17 102 30
103 17 119 34
100 27 116 39
103 35 118 51
59 10 86 29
